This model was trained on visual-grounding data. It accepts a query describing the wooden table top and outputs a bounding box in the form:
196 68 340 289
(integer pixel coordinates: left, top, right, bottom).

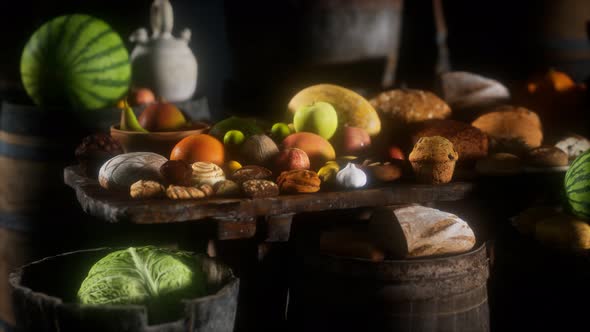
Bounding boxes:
64 165 477 240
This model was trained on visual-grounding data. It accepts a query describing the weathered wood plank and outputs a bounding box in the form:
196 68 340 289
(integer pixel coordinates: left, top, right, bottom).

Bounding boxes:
64 165 476 229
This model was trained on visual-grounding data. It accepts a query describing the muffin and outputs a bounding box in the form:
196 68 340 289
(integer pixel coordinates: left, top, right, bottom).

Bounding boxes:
410 120 488 166
370 89 451 137
409 136 458 184
471 105 543 155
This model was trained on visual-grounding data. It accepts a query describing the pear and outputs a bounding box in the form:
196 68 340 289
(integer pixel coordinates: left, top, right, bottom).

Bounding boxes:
120 100 148 132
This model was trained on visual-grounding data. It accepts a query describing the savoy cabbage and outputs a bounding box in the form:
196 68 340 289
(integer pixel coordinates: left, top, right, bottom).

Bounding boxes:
77 246 207 306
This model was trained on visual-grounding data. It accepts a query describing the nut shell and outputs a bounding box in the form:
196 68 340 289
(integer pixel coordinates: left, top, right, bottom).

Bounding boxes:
240 135 279 166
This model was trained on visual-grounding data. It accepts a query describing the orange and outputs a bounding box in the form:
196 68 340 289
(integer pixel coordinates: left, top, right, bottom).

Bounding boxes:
170 134 225 166
527 69 576 93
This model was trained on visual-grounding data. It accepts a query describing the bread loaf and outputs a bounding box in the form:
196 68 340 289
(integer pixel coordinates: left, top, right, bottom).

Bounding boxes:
369 205 476 258
98 152 168 191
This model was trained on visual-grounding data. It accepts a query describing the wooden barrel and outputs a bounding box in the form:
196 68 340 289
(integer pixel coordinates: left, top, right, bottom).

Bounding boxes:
490 221 590 331
526 0 590 81
9 247 239 332
291 242 490 332
0 100 93 329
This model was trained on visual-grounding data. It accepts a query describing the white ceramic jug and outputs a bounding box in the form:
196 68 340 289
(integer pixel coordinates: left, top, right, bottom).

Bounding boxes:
129 0 198 102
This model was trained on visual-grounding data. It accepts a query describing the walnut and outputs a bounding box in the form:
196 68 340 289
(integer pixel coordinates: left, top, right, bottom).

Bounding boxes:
166 185 206 200
130 180 165 199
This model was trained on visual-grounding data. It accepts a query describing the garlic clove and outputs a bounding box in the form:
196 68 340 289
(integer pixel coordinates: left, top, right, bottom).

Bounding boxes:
336 163 367 189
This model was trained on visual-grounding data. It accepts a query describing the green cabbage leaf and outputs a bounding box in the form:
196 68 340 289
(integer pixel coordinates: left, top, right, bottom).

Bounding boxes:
77 246 206 305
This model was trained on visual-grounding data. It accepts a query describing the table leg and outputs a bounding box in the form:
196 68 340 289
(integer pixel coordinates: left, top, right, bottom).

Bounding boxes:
208 214 294 332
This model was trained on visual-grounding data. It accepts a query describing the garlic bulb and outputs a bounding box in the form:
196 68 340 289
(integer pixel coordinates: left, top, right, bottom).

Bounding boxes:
336 163 367 189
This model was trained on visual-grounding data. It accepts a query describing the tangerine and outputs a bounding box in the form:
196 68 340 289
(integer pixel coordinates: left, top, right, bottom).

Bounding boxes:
170 134 225 166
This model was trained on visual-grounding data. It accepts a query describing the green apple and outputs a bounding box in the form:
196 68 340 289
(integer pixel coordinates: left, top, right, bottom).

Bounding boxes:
223 129 245 146
270 122 292 142
293 101 338 140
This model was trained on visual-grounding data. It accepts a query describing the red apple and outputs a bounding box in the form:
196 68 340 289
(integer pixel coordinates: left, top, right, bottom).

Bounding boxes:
138 102 187 132
274 148 310 173
129 88 156 106
335 126 371 156
387 145 405 161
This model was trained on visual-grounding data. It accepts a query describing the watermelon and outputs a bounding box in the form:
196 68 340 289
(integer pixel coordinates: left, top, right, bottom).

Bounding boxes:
565 150 590 219
20 14 131 110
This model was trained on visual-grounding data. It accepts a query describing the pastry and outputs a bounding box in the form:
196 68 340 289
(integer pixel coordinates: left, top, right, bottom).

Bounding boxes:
191 162 226 186
276 169 321 194
230 165 273 184
475 153 523 175
213 180 241 197
98 152 167 191
527 146 568 167
471 105 543 155
130 180 165 199
370 89 451 125
165 185 207 200
75 133 124 178
555 135 590 161
241 179 279 198
409 136 458 184
410 119 488 166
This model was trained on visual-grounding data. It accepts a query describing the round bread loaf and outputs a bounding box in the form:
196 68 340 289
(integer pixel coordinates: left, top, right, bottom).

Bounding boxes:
410 120 488 165
98 152 168 190
527 146 568 167
471 105 543 155
370 89 451 126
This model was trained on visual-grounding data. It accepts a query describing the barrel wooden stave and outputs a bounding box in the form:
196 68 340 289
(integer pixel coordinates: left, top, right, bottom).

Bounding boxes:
9 248 239 332
295 243 490 332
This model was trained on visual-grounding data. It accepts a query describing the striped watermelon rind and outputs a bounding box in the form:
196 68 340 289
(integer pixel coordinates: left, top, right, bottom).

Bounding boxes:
20 14 131 110
564 150 590 219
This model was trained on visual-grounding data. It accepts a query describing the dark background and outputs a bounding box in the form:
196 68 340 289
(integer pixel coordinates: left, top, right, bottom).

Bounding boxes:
0 0 588 120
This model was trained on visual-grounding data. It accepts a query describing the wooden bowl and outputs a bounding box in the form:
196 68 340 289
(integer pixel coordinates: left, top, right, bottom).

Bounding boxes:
111 122 210 157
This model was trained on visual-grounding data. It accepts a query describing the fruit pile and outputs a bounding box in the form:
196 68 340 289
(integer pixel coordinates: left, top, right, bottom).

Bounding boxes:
74 67 590 203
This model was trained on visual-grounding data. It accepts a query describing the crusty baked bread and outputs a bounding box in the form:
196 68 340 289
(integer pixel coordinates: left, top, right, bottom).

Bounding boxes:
369 205 476 258
527 146 568 167
98 152 167 191
370 89 451 125
410 120 488 165
471 105 543 155
441 71 510 111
